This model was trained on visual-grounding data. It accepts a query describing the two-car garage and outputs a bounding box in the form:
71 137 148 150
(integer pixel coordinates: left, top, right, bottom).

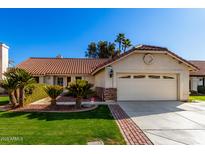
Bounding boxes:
117 73 178 101
93 45 199 101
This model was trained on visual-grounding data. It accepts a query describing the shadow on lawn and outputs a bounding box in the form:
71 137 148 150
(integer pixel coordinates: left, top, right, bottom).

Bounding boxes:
0 106 114 121
0 101 9 106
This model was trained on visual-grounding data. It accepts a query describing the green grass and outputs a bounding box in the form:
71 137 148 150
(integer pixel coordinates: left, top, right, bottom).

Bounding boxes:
189 95 205 102
0 96 9 106
0 105 125 145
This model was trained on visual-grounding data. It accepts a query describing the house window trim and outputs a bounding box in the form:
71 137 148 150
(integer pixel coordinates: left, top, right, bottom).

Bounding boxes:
75 76 82 80
148 75 160 79
57 77 64 86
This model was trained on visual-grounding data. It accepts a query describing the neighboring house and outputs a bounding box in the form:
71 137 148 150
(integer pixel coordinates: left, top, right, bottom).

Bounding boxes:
0 43 9 93
0 43 9 80
17 45 199 102
189 61 205 92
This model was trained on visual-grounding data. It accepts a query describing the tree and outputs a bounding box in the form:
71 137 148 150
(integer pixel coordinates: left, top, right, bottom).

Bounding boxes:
85 33 132 58
85 42 97 58
0 78 18 107
14 68 36 107
1 68 36 107
44 85 63 106
85 41 116 58
122 38 132 52
67 80 94 109
115 33 125 52
97 41 116 58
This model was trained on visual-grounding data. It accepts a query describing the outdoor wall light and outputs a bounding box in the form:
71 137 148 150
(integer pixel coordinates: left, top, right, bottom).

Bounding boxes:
107 66 113 78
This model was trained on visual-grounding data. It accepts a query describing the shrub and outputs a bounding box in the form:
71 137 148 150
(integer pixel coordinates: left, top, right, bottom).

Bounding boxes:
24 84 48 105
67 80 94 108
24 84 35 96
44 85 63 105
197 86 205 94
190 90 198 96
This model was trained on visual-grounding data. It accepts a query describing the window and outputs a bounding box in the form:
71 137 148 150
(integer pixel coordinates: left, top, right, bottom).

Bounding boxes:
67 77 71 86
148 75 160 79
57 77 63 86
34 77 39 83
119 75 131 79
76 76 82 80
163 76 174 79
133 75 146 79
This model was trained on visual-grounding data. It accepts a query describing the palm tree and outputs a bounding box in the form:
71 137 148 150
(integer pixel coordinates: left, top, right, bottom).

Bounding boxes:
14 68 36 107
67 80 93 109
44 85 63 106
0 78 18 107
122 38 132 52
115 33 125 52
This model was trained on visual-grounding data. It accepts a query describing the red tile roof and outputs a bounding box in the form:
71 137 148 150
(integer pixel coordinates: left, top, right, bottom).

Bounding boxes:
17 57 109 75
17 45 199 76
189 61 205 76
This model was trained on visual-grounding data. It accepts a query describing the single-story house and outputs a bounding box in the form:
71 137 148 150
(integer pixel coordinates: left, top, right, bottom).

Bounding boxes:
17 45 199 102
189 61 205 92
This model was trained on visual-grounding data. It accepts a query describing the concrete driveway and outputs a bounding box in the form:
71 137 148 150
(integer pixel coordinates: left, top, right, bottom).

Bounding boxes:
118 101 205 145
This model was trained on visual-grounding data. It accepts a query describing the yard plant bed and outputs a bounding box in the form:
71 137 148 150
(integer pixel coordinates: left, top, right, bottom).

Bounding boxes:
57 95 102 102
0 105 125 145
12 104 97 112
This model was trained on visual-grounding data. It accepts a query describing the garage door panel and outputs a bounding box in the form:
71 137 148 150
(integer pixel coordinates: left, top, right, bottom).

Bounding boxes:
117 74 177 101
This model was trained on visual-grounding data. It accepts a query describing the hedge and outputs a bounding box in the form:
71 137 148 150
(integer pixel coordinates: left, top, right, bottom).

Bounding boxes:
24 83 48 104
197 86 205 94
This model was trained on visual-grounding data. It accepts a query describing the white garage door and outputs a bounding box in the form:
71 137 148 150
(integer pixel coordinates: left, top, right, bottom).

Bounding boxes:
117 74 177 101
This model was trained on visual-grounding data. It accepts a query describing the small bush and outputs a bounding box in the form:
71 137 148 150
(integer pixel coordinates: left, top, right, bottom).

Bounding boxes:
197 86 205 94
24 84 35 96
190 90 198 96
24 84 48 104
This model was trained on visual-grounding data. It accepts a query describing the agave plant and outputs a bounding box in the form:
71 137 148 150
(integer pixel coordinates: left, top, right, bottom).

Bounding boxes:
44 85 63 105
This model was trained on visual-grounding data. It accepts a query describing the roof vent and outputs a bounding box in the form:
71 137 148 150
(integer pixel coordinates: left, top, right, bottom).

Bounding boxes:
56 54 63 58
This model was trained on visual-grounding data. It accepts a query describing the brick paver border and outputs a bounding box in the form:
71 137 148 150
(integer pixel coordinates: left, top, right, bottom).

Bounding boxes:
109 104 153 145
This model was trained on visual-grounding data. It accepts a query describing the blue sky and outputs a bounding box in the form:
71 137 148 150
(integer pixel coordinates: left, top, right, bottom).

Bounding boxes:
0 9 205 65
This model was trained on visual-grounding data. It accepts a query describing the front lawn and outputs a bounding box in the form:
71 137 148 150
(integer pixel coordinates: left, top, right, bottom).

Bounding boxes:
0 96 9 106
189 95 205 102
0 105 125 145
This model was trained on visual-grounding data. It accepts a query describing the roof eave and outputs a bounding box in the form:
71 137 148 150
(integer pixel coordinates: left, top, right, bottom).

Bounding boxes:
91 47 200 75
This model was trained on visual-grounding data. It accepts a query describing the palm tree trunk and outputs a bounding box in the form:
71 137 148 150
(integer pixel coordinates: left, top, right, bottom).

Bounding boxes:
19 87 24 107
124 45 127 52
9 91 18 108
76 97 82 109
14 88 20 104
51 99 56 106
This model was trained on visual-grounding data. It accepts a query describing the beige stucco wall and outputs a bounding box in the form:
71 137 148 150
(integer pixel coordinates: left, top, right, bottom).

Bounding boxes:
101 52 190 101
94 70 105 87
0 44 9 80
37 75 95 87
